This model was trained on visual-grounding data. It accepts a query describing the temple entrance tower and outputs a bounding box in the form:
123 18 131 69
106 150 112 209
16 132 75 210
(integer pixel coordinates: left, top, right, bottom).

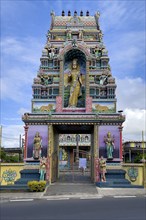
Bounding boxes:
22 10 125 184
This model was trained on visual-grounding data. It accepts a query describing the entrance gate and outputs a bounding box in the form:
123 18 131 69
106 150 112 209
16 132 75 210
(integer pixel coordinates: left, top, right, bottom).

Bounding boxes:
58 149 91 183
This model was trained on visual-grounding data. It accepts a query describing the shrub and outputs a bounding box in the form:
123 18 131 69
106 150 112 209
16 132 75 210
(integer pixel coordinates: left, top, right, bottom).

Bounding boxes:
27 180 46 192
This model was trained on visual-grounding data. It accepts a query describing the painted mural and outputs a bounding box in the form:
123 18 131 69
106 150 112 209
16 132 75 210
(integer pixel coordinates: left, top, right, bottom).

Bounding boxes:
0 164 24 186
63 59 86 108
98 126 120 160
92 102 116 113
2 169 17 185
32 102 56 113
27 125 48 158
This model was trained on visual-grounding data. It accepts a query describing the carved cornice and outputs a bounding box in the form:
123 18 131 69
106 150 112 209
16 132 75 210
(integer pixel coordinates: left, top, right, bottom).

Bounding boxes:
22 113 125 125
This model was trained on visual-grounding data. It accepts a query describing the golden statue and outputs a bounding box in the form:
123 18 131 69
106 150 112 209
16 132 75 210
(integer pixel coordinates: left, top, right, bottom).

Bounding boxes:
33 132 42 159
68 59 82 107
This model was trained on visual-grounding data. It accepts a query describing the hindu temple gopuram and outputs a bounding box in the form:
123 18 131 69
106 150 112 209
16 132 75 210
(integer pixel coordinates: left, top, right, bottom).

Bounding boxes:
22 10 125 184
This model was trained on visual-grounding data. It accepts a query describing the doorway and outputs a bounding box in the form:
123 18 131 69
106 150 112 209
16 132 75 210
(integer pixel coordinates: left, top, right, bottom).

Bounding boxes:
49 124 95 183
58 133 92 183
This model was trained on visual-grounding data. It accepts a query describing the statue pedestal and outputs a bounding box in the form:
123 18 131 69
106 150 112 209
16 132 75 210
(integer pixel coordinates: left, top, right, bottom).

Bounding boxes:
24 158 40 169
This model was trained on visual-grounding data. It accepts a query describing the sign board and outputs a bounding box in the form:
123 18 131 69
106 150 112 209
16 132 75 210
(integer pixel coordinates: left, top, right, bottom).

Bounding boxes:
79 158 87 169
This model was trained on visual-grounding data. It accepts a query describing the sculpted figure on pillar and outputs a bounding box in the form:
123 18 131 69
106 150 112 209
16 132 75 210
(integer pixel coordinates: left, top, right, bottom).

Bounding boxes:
39 157 47 180
66 29 72 40
104 132 115 159
79 30 83 40
33 132 42 159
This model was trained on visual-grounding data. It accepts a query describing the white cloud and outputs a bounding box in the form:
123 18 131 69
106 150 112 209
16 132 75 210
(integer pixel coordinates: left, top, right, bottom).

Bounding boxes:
1 37 43 65
17 108 30 115
3 118 21 121
0 37 43 103
108 31 145 74
100 0 145 32
116 77 146 141
123 108 146 141
101 1 127 31
117 77 145 110
2 125 24 148
1 67 32 103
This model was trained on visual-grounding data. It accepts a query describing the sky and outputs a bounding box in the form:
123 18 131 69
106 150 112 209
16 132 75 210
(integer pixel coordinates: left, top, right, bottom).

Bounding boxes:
0 0 146 148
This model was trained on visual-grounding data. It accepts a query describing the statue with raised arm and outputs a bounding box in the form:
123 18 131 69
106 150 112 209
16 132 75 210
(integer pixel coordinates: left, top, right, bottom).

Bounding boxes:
67 59 83 107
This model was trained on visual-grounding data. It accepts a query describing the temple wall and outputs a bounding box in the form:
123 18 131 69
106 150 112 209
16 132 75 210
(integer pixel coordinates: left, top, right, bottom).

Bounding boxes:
0 163 24 186
122 163 145 186
98 125 120 160
27 125 48 158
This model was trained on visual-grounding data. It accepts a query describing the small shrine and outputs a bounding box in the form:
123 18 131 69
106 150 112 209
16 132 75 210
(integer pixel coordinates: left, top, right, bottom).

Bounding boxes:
22 10 125 184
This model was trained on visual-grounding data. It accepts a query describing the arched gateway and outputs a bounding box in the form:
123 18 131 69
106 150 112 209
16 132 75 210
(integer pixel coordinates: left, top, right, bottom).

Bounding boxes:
22 10 125 184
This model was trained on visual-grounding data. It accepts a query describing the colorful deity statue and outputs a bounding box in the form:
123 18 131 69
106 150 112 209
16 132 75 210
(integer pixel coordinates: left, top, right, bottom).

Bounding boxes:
33 132 42 159
67 59 83 107
98 30 103 42
48 45 55 59
99 156 107 182
79 30 83 39
99 73 107 85
66 29 72 40
39 157 47 180
94 45 99 58
104 132 115 159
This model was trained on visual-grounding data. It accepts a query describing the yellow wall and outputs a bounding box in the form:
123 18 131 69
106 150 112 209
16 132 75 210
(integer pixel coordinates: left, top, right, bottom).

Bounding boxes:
0 163 24 185
122 163 145 186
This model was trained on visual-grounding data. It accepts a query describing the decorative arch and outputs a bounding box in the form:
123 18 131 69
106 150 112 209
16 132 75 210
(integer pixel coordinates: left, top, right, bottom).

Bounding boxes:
58 42 92 61
63 48 87 108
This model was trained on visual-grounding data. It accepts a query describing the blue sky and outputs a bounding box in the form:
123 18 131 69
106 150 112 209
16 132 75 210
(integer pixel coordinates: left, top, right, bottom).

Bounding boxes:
1 0 146 147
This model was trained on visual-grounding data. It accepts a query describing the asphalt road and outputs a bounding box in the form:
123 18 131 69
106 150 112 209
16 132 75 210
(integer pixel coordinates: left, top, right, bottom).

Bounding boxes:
0 197 146 220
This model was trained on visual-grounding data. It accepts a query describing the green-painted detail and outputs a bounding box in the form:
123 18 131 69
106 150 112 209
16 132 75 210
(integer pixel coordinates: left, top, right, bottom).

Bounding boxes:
2 169 17 185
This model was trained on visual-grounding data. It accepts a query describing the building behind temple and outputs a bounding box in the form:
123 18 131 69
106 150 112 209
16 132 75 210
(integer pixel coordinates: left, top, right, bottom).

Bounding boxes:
22 10 125 184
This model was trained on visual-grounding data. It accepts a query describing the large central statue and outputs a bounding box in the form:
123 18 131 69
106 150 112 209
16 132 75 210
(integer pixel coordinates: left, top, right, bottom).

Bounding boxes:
68 59 83 107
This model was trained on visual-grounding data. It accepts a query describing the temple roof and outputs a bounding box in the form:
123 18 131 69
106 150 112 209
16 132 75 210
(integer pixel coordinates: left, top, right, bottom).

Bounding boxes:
53 16 97 27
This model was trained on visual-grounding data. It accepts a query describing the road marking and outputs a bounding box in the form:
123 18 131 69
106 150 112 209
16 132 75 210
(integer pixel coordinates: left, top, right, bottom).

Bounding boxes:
10 199 34 202
114 196 136 198
80 196 103 200
47 198 70 201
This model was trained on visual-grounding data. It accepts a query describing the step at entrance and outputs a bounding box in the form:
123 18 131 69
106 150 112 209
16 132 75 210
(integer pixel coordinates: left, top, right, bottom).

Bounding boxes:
58 169 91 183
96 169 143 188
44 182 98 196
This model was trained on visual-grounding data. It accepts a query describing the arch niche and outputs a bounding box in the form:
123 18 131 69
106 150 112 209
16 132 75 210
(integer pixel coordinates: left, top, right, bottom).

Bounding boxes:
63 49 87 108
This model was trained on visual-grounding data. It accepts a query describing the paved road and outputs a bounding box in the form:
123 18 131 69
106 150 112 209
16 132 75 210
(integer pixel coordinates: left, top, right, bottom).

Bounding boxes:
1 197 145 220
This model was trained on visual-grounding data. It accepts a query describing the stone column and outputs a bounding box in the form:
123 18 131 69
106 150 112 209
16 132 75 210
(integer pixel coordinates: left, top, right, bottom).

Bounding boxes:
86 60 90 96
24 125 29 160
76 134 80 167
56 96 63 112
59 60 64 97
47 124 54 184
119 125 123 161
94 124 98 157
46 157 50 183
94 124 100 182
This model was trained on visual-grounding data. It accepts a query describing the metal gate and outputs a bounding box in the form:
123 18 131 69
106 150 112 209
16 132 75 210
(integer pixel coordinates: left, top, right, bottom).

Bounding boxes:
58 149 91 183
